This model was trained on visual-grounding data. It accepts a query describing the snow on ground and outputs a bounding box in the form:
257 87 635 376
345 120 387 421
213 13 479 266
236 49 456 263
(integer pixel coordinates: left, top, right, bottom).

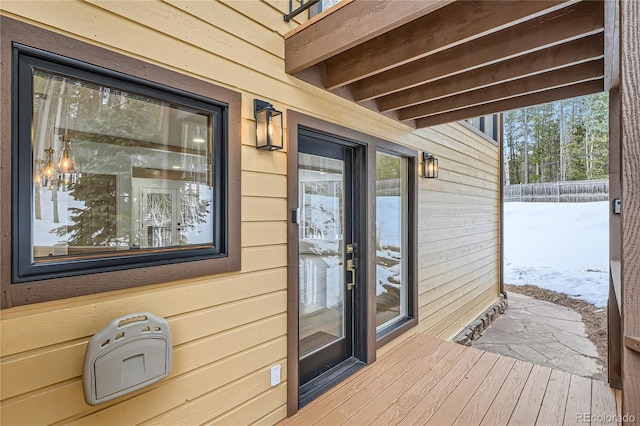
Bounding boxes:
504 201 609 307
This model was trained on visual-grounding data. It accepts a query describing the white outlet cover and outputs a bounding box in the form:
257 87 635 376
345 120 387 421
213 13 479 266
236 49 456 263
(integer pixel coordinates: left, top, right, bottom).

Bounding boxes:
270 365 281 386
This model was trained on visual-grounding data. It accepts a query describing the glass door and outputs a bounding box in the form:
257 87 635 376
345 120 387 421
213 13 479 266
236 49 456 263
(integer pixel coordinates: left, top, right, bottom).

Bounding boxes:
141 188 177 248
298 137 355 387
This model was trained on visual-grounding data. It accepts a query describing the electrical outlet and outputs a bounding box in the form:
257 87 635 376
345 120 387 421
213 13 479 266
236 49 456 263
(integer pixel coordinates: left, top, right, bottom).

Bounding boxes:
270 365 281 386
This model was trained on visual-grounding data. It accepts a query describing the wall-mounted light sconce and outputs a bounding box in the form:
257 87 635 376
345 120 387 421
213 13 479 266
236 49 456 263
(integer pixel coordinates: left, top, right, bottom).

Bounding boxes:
422 152 438 178
254 99 283 151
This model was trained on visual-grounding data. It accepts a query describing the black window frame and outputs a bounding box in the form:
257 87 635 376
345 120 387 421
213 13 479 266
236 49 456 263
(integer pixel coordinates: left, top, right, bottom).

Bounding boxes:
13 45 228 283
373 145 418 344
1 16 242 308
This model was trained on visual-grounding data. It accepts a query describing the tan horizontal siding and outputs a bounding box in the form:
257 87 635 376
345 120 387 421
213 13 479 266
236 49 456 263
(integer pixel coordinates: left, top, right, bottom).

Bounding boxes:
242 221 287 247
1 287 286 400
242 171 288 197
416 124 501 342
420 249 497 291
1 268 287 355
0 0 501 424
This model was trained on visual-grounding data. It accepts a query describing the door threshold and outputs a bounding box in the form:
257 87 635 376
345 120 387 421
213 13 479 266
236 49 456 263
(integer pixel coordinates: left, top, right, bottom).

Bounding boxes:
299 357 365 408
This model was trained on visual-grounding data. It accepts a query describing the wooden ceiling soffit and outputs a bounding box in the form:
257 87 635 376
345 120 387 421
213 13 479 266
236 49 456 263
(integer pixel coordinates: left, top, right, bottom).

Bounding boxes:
398 59 604 121
415 79 604 128
285 0 605 128
378 33 605 113
355 0 604 102
324 0 579 89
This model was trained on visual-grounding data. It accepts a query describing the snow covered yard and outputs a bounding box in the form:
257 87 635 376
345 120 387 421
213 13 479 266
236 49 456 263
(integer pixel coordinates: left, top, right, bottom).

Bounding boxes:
504 201 609 307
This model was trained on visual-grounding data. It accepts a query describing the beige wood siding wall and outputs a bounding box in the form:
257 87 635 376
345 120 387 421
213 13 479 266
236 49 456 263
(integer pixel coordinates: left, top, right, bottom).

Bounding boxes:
416 125 501 340
0 1 499 424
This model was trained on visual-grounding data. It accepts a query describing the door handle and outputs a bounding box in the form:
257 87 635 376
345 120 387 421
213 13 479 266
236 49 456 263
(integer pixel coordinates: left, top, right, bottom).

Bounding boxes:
346 259 356 290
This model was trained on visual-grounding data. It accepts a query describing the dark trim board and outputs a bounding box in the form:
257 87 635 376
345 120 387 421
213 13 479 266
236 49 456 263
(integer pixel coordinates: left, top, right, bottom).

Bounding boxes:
608 86 622 390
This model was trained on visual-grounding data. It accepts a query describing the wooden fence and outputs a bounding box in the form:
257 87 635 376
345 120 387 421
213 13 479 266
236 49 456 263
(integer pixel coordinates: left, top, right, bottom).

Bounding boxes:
376 178 401 196
504 180 609 202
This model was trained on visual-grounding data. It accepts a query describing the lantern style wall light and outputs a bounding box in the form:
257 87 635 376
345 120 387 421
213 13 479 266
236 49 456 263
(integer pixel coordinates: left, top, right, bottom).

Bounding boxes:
254 99 283 151
422 152 438 178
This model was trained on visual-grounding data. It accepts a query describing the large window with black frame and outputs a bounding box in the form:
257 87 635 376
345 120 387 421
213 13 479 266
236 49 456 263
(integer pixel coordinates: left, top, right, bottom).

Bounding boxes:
13 46 226 282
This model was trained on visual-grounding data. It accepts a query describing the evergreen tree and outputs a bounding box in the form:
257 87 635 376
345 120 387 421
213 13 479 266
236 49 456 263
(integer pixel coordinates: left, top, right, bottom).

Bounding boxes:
55 173 118 246
503 92 609 184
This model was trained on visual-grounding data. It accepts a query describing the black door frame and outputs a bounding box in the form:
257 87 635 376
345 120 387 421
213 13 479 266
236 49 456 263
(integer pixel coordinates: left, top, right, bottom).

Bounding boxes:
287 118 370 413
286 111 419 416
297 133 355 388
294 128 368 407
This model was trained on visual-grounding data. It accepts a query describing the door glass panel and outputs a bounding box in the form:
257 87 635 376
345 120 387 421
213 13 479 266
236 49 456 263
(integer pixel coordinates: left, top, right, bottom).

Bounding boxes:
375 152 409 329
298 152 345 359
137 183 213 249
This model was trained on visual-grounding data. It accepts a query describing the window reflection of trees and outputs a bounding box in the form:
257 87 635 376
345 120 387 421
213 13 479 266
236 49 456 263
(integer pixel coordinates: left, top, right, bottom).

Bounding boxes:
301 181 343 241
33 69 213 256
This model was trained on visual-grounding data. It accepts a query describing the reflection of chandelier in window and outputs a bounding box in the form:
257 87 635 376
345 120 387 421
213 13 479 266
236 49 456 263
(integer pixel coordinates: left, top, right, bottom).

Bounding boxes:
37 146 57 189
57 133 75 173
35 131 79 190
33 159 45 186
56 132 77 188
42 148 56 181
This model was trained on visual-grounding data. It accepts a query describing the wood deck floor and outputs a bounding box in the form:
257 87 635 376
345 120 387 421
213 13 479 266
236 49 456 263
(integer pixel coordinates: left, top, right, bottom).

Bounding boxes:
280 334 621 426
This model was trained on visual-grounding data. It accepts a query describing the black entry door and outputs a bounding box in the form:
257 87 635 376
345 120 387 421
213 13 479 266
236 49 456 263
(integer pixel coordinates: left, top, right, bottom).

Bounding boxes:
297 134 357 389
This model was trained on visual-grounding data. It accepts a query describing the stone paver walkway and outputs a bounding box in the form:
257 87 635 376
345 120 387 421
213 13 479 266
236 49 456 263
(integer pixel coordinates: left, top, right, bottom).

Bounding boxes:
472 292 605 380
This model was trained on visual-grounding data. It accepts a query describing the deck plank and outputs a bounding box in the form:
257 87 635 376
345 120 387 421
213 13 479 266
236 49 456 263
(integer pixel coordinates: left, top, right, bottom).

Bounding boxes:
368 344 468 425
535 369 572 425
396 348 486 425
479 360 534 426
508 364 553 425
563 374 593 425
343 340 460 425
314 337 454 425
282 334 434 425
452 355 517 425
425 351 500 425
280 334 621 426
590 379 618 426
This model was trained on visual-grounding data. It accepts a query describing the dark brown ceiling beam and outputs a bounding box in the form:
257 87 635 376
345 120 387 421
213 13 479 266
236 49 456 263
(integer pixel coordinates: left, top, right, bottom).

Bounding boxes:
399 59 604 121
378 33 604 112
284 0 454 74
354 0 604 102
415 79 604 128
324 0 577 89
